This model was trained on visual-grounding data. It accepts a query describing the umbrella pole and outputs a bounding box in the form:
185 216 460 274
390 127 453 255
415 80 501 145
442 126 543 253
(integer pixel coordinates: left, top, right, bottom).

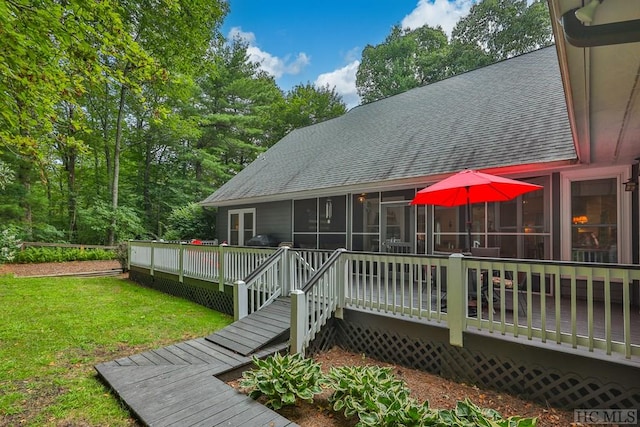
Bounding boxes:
465 188 472 252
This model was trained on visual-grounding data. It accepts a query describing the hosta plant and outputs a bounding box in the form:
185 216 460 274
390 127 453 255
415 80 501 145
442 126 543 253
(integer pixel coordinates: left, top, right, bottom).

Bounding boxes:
327 365 437 426
436 398 538 426
239 352 325 410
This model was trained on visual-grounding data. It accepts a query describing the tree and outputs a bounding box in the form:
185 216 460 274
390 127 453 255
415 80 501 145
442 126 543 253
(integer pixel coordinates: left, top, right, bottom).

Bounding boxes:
96 0 228 245
193 37 285 188
451 0 553 61
356 25 450 104
273 83 347 140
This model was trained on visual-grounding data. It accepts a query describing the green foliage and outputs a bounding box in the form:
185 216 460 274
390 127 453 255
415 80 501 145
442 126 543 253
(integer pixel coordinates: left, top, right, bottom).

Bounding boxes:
162 203 216 241
324 365 537 427
77 201 145 244
115 241 129 271
239 353 325 410
0 228 21 264
327 365 434 426
13 247 115 264
357 25 450 104
0 160 14 190
451 0 553 61
438 398 538 427
273 83 347 138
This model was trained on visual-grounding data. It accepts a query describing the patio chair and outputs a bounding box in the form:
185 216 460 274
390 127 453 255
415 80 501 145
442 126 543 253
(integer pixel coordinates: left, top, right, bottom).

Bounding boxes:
468 247 500 315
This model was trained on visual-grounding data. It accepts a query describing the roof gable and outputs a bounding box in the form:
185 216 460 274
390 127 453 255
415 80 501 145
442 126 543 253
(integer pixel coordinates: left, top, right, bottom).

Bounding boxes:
203 46 576 206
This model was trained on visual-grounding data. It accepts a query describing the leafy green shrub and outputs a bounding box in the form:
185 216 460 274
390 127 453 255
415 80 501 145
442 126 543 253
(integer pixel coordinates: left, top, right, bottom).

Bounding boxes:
438 398 537 427
326 365 537 427
115 241 129 271
162 202 216 241
239 353 325 410
0 228 21 264
12 247 116 264
327 365 435 426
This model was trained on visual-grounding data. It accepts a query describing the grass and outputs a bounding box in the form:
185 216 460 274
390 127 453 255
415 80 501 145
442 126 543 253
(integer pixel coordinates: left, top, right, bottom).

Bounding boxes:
0 274 233 426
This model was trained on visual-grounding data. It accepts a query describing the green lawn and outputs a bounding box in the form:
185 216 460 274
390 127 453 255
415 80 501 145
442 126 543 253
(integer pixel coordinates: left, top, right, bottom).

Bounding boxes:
0 275 232 426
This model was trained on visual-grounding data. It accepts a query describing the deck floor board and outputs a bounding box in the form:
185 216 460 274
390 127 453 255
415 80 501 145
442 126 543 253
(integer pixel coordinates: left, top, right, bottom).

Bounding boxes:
205 298 291 355
96 298 295 427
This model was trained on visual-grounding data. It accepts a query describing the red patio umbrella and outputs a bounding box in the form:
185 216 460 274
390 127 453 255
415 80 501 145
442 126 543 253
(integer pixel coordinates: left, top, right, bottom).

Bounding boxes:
411 170 543 251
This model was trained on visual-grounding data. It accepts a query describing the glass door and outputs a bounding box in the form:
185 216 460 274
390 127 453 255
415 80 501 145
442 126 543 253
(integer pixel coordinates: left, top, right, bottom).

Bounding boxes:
228 208 255 246
381 203 412 253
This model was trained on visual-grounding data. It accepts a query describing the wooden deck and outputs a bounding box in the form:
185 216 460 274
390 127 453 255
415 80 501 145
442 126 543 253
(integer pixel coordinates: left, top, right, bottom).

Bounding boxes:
96 299 296 427
345 274 640 351
206 298 291 355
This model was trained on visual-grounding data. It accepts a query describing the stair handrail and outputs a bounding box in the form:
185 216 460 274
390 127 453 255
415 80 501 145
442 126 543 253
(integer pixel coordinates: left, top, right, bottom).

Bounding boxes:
291 248 346 354
234 246 289 320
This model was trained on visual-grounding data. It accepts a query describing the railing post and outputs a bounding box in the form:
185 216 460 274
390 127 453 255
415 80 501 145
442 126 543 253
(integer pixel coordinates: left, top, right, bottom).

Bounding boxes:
150 242 155 277
234 280 248 321
178 243 184 283
127 240 131 272
281 246 291 293
447 253 465 347
290 289 306 355
218 243 227 292
334 249 347 319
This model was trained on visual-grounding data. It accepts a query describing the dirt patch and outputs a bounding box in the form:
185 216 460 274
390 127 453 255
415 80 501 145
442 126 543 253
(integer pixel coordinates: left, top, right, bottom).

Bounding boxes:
0 260 122 277
229 346 574 426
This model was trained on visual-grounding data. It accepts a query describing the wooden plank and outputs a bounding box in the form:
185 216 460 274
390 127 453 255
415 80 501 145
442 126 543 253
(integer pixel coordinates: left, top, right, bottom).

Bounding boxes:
128 373 222 422
211 399 274 427
152 382 239 427
210 327 268 349
103 364 215 395
188 393 278 427
114 356 137 366
129 353 157 366
250 309 290 325
97 364 184 387
186 339 250 367
137 349 172 365
151 347 191 365
239 315 291 334
206 333 254 356
191 338 252 364
162 386 254 426
221 321 276 340
162 343 210 364
172 341 235 367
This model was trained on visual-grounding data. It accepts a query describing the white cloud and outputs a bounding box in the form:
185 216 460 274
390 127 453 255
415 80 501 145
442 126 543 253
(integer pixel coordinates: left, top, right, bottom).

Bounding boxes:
401 0 474 36
314 61 361 110
227 26 310 79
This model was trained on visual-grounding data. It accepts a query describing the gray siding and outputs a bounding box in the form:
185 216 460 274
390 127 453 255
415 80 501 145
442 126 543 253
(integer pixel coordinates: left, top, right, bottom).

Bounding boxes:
216 201 292 244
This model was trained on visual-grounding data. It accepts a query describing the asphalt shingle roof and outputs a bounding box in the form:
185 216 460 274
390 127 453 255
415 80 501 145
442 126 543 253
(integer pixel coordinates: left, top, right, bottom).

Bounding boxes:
202 46 576 206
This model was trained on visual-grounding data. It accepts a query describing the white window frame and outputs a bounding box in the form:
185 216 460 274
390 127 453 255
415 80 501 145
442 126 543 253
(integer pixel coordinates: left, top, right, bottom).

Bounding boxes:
560 166 631 263
228 208 256 246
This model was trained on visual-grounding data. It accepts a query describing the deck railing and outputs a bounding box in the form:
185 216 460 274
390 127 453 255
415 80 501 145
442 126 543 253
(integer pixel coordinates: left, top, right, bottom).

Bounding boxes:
128 241 276 291
234 247 289 320
463 256 640 358
128 241 640 359
290 249 346 355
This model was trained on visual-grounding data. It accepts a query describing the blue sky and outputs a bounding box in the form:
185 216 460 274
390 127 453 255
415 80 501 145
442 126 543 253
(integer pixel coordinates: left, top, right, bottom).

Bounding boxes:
221 1 476 109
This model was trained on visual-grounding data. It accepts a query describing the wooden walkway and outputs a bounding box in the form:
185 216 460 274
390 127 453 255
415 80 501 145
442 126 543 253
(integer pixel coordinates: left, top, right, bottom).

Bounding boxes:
206 298 291 356
96 299 296 427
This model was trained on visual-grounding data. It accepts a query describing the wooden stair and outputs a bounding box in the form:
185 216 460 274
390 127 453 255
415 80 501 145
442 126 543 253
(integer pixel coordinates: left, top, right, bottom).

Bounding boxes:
205 298 291 356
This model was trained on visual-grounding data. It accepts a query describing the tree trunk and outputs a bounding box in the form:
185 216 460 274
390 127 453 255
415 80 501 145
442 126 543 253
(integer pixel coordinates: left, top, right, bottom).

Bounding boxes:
108 84 127 245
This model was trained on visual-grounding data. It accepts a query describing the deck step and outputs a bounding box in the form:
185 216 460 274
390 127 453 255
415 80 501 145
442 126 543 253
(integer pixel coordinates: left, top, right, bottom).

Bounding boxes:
205 298 291 356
